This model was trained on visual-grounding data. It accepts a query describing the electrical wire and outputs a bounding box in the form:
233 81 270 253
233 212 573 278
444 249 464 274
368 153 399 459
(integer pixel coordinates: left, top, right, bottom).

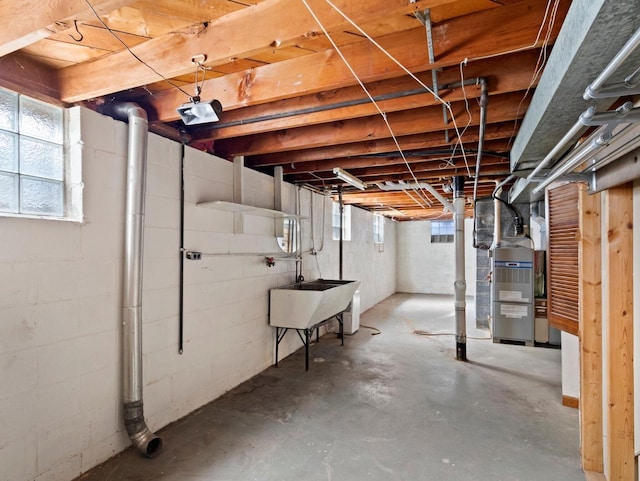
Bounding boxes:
413 329 491 341
360 324 381 335
84 0 192 98
493 192 524 236
301 0 470 212
317 0 472 177
439 59 474 169
467 0 558 64
506 0 562 147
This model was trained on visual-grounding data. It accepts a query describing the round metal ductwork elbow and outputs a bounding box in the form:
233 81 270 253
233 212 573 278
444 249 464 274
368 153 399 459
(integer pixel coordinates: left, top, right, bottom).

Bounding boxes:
124 401 163 457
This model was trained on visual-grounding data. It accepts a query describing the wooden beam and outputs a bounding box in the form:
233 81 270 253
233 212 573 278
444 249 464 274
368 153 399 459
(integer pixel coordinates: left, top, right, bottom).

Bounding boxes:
0 53 62 103
212 91 527 156
57 0 456 102
578 185 603 473
0 0 136 56
604 183 634 481
292 164 510 185
292 157 508 178
247 122 514 166
142 0 568 121
156 48 542 126
205 85 482 140
282 146 509 174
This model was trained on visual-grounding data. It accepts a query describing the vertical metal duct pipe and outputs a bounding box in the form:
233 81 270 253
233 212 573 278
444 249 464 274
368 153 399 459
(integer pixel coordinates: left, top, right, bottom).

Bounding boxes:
472 78 488 202
491 175 514 249
493 188 503 250
453 176 467 361
111 102 162 457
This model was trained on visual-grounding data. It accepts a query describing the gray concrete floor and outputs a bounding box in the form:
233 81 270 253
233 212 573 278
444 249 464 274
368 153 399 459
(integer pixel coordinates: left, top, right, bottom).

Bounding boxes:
77 294 583 481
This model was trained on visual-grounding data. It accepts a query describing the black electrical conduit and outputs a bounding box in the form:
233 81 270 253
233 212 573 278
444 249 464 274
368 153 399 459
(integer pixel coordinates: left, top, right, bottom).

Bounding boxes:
358 148 509 159
197 87 428 131
194 77 489 133
179 141 185 355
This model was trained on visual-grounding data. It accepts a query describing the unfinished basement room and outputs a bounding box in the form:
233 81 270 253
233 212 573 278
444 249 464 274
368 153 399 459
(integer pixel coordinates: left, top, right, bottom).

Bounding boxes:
1 1 640 480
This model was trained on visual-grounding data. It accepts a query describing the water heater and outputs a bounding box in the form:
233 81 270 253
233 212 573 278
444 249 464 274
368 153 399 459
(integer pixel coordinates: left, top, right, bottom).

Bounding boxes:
492 247 534 344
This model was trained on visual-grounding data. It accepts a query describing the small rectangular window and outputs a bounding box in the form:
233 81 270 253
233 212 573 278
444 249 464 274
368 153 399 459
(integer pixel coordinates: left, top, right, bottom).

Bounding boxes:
0 88 72 219
332 202 351 241
373 215 384 244
430 220 454 243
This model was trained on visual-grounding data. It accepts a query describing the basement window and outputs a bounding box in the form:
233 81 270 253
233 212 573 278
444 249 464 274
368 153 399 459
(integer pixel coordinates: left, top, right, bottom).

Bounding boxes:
430 220 454 243
0 88 81 221
332 201 351 241
373 215 384 244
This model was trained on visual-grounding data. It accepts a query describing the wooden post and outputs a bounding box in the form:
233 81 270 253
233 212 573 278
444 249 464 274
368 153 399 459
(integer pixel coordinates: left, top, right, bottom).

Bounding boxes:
604 183 634 481
578 185 603 472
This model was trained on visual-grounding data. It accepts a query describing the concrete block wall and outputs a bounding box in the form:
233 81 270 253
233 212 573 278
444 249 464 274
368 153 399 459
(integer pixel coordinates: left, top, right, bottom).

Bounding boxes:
279 193 397 313
395 219 477 296
0 107 396 481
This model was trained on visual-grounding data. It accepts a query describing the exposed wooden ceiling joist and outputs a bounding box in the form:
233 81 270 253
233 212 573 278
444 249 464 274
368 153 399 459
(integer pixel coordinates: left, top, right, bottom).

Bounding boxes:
0 0 136 56
213 91 529 156
280 140 510 174
183 48 542 140
292 162 510 186
247 122 516 166
57 0 456 102
140 0 566 122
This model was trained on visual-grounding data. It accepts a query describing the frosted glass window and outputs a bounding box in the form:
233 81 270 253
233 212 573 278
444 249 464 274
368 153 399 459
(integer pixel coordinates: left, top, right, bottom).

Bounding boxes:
20 177 63 216
0 172 19 213
0 89 18 132
430 220 454 243
373 215 384 244
0 87 67 217
19 96 63 143
20 137 64 180
0 131 18 172
332 202 351 241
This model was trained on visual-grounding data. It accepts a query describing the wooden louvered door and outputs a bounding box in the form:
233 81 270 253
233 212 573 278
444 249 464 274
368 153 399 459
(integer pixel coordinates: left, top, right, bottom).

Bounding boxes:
546 182 580 335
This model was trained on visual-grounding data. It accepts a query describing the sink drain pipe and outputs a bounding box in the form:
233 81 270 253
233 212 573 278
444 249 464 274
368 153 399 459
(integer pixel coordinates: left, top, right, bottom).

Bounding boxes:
453 176 467 361
109 102 163 457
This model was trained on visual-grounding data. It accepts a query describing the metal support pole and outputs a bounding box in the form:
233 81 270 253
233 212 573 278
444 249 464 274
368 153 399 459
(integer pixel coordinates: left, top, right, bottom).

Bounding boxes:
453 176 467 361
420 8 449 143
338 186 343 280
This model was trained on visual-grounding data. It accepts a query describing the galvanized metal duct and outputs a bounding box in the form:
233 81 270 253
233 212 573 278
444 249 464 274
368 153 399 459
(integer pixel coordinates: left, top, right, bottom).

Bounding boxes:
473 78 488 202
376 181 452 212
109 102 162 457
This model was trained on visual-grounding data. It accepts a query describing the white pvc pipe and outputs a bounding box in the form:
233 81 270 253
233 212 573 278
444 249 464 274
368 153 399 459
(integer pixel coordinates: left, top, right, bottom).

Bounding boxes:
453 176 466 361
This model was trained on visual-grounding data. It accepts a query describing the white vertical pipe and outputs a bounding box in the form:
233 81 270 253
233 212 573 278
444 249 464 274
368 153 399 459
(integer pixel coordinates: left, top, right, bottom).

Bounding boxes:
453 176 467 361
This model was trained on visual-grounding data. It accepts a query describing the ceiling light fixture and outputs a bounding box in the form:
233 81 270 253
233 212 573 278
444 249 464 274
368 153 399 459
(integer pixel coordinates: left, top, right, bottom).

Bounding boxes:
177 54 223 125
177 99 222 125
332 167 367 190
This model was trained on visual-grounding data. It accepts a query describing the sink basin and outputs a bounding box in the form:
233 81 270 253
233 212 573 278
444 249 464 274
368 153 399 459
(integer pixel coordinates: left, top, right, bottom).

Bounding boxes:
269 279 360 329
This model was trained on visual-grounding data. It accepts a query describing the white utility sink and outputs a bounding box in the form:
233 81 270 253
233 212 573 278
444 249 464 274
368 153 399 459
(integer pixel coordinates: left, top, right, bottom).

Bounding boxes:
269 279 360 329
